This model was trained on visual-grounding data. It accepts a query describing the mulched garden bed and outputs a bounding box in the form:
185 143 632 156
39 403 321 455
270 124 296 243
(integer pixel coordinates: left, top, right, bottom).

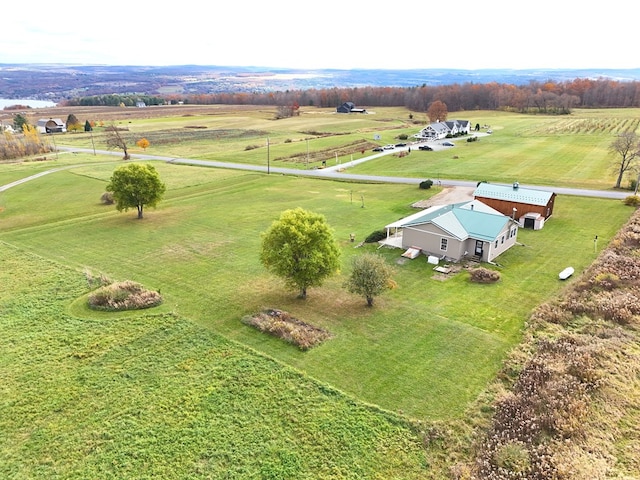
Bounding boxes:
241 308 332 350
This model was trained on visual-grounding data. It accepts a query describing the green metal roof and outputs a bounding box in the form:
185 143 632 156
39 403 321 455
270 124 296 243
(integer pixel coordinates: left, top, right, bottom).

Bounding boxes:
474 182 553 206
401 200 509 241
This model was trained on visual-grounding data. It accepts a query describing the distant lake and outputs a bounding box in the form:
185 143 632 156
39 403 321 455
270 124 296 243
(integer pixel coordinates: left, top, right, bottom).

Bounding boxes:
0 98 57 109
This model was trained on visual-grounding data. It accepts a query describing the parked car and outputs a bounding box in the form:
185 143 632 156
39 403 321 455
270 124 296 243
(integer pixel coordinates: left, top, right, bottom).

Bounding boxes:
395 142 407 147
487 129 493 134
372 147 384 152
418 145 433 151
442 141 455 146
383 144 395 150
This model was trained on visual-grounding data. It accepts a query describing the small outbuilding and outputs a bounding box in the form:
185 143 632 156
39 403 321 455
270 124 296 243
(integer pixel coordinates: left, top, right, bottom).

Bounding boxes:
474 182 556 230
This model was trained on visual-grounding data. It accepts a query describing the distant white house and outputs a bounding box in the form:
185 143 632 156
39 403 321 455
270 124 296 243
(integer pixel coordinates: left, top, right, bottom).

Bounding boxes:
36 118 66 133
414 119 471 140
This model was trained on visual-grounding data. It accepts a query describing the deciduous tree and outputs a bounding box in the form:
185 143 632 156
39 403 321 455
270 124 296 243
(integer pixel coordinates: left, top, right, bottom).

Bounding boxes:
260 208 340 299
427 100 448 122
136 138 150 150
106 163 166 219
609 131 640 189
105 123 130 159
65 113 81 132
344 253 394 307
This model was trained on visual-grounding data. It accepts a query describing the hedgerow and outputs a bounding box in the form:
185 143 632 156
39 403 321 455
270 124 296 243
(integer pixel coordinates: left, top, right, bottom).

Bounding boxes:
466 207 640 479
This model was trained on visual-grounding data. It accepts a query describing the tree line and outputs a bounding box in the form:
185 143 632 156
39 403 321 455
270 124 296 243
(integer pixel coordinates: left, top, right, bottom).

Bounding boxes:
62 78 640 113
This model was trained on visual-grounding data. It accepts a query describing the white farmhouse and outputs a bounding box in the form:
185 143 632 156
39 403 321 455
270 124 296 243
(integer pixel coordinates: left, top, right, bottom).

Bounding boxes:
414 119 471 140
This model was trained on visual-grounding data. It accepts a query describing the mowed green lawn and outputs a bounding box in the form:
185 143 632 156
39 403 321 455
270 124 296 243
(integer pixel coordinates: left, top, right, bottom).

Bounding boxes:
350 109 638 189
0 157 631 420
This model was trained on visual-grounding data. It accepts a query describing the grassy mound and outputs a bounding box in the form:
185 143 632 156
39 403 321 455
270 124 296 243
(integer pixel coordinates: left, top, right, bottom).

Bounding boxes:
88 280 163 311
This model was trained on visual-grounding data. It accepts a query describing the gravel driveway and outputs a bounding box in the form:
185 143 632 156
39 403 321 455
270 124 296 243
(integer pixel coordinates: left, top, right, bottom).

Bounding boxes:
411 186 475 208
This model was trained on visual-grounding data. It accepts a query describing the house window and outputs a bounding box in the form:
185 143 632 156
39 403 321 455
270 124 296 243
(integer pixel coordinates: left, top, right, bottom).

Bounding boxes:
501 235 505 244
495 240 498 248
440 238 448 251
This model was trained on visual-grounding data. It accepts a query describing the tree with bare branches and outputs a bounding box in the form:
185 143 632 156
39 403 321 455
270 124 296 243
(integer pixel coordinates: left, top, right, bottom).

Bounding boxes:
105 123 130 159
609 131 640 189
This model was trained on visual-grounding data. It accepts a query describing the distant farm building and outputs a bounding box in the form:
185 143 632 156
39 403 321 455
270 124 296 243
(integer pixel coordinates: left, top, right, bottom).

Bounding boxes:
337 102 367 114
474 182 556 230
36 118 66 134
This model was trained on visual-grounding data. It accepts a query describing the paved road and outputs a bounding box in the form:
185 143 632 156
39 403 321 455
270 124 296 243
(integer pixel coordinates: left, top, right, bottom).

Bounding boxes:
1 145 630 201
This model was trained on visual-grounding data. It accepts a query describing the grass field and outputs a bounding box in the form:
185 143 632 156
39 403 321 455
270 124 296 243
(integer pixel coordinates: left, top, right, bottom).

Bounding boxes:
52 106 640 190
1 106 638 477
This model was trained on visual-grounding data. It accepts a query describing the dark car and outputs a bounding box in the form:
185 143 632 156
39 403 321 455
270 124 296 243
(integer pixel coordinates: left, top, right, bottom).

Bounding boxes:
418 145 433 151
442 141 455 146
372 147 384 152
395 142 407 147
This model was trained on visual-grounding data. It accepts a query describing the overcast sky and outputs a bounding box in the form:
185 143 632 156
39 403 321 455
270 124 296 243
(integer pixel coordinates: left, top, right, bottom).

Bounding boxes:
2 1 638 71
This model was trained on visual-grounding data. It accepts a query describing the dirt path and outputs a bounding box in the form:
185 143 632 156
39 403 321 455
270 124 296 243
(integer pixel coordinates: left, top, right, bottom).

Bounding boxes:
411 186 475 208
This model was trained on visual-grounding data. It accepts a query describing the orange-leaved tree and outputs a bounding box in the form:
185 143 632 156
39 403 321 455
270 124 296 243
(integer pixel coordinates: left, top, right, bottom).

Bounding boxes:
136 138 150 150
427 100 448 123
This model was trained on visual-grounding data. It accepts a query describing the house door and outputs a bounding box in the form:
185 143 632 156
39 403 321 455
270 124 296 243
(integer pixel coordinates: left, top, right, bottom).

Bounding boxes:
474 240 483 256
524 217 535 229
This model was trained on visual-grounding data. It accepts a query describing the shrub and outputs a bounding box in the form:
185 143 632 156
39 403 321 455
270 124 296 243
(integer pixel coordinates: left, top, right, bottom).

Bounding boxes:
364 229 387 243
493 441 530 474
244 144 261 151
469 267 501 283
397 133 408 140
623 195 640 207
591 272 620 291
88 280 163 311
100 192 114 204
419 179 434 190
529 302 572 325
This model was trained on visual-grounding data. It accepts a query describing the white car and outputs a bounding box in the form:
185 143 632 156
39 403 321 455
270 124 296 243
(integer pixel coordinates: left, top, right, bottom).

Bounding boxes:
383 144 395 150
